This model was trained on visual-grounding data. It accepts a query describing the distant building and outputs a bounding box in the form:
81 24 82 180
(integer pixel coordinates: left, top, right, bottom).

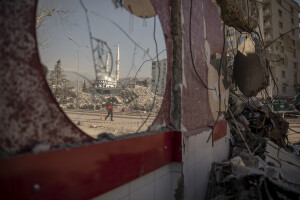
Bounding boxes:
151 59 167 96
119 77 150 89
261 0 300 97
226 0 300 97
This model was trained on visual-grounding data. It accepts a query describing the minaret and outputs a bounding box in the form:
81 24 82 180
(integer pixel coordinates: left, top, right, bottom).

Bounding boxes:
116 44 120 82
105 53 110 72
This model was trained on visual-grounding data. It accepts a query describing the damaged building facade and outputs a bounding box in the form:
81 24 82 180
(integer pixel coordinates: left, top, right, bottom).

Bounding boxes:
151 58 167 96
262 0 300 97
1 0 300 199
226 0 300 97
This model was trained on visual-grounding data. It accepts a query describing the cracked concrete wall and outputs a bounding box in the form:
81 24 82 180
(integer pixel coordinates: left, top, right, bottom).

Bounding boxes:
170 0 182 131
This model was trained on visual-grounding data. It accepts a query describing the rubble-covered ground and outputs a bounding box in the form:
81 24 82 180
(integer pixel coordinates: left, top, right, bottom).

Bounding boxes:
58 86 163 137
206 95 300 200
59 86 163 113
65 110 156 138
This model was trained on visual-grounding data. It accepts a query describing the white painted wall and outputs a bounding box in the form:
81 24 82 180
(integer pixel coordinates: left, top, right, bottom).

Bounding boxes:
182 126 230 200
93 163 182 200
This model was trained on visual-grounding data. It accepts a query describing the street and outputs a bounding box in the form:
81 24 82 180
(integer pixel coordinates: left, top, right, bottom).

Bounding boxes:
65 110 300 145
65 109 156 138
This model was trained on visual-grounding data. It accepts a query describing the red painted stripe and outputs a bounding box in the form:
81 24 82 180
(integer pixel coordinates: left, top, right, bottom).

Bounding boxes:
0 131 182 200
285 114 300 117
212 121 227 142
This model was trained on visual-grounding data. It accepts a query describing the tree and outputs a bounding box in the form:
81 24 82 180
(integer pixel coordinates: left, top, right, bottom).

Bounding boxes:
48 60 75 103
36 0 70 47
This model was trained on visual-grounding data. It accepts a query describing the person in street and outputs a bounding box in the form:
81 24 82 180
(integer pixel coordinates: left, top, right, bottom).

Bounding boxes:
105 104 113 121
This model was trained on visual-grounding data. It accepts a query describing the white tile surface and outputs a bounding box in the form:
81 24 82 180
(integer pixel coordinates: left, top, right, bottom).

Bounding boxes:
182 127 229 200
212 126 230 162
171 172 182 200
92 183 129 200
155 164 172 180
195 161 210 200
130 171 155 193
195 130 212 165
184 135 197 169
118 196 130 200
184 164 196 200
171 162 182 172
185 135 196 155
212 137 229 162
185 150 197 169
130 181 155 200
171 171 182 192
155 173 172 200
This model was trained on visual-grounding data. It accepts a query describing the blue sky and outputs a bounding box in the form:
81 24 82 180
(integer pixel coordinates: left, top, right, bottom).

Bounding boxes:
38 0 300 81
38 0 166 81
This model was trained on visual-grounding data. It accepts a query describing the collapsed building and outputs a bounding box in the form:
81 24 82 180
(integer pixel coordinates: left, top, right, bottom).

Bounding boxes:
0 0 299 199
60 86 163 113
207 0 300 199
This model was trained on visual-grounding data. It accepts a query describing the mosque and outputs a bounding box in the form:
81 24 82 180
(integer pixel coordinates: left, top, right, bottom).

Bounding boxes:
96 44 120 89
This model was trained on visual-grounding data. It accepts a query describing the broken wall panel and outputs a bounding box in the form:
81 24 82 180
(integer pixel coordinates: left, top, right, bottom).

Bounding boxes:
181 0 226 130
0 0 94 155
233 38 269 97
148 0 173 130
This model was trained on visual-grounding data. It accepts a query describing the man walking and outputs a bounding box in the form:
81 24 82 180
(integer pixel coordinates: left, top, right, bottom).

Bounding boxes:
105 104 113 121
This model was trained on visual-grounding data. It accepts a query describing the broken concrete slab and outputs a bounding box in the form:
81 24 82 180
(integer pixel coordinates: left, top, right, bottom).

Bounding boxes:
207 152 300 200
216 0 259 33
233 38 269 97
264 140 300 173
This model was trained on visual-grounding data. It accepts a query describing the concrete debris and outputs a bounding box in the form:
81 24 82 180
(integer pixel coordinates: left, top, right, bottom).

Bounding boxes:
233 38 269 97
265 141 300 172
77 121 84 126
59 86 162 112
216 0 259 33
120 86 163 112
229 96 289 149
207 95 300 199
97 132 116 142
207 153 300 199
293 144 300 155
32 143 51 154
231 99 245 115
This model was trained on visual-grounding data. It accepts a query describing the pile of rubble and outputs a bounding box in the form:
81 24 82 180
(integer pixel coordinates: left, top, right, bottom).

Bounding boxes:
206 95 300 199
120 86 163 112
59 93 105 110
59 86 163 112
206 1 300 198
216 0 259 33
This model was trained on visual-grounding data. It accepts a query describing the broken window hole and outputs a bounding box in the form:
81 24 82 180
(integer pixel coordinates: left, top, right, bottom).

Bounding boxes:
36 0 167 139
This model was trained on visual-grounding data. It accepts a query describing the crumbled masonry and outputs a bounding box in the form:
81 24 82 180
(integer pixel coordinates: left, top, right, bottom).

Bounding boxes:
59 86 163 113
206 95 300 199
216 0 258 33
